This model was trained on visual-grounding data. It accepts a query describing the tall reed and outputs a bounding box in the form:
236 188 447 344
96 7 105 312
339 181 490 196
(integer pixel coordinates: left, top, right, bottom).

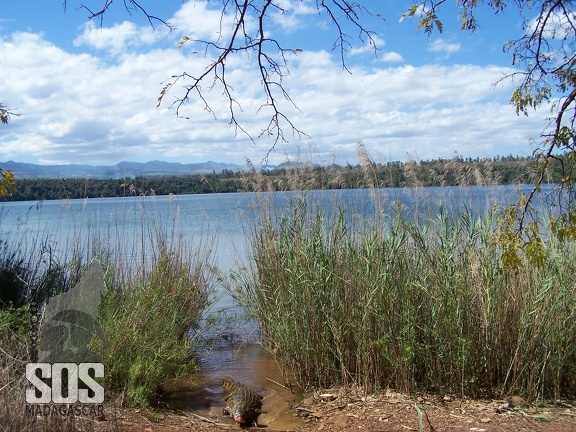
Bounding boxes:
0 208 103 431
232 195 576 399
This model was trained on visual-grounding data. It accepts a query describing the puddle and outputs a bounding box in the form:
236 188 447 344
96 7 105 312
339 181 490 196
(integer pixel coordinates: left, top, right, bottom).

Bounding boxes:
159 339 304 430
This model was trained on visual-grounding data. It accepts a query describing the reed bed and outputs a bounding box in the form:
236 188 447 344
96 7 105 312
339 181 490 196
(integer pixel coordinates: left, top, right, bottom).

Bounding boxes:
232 194 576 400
0 216 101 431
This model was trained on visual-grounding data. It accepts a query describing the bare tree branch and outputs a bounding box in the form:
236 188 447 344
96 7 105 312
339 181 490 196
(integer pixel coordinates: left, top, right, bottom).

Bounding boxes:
64 0 174 29
61 2 383 159
153 0 382 158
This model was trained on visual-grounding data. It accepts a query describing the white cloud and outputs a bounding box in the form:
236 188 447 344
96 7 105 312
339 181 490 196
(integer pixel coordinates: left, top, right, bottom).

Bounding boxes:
0 20 546 167
170 0 253 42
380 51 404 63
428 38 461 55
273 59 541 162
268 0 321 32
527 8 576 39
349 35 385 57
74 21 164 54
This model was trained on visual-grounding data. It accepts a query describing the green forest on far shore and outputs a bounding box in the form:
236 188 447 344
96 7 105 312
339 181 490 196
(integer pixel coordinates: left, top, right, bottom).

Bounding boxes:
0 155 557 202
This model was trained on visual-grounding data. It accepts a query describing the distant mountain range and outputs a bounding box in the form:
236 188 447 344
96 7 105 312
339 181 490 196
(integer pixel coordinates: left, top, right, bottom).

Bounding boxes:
0 160 307 179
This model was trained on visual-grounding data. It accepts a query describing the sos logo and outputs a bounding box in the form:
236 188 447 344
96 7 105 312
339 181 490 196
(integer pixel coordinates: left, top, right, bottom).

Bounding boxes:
26 363 104 404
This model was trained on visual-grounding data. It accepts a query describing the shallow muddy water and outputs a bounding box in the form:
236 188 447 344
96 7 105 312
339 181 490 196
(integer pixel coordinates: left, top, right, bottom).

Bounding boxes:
159 338 305 430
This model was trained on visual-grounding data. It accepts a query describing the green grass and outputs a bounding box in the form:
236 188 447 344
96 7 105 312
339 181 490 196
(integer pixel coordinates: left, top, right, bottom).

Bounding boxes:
0 237 100 431
231 194 576 400
94 238 214 408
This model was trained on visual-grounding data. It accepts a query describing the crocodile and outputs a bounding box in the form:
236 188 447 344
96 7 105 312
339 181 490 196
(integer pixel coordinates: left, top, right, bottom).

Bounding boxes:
221 378 264 426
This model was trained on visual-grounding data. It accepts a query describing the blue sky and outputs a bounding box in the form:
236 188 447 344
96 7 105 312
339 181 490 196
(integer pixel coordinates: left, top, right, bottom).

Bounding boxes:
0 1 548 167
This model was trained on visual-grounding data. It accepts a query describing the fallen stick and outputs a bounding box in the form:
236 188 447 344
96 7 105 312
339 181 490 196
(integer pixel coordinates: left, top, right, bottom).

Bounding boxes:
294 407 314 413
186 412 232 427
265 377 295 393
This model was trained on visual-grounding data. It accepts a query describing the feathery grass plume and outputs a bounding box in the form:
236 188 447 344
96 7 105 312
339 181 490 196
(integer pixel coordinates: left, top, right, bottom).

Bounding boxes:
403 153 424 188
240 158 267 192
356 143 389 226
331 169 349 189
482 157 503 185
286 163 305 191
357 143 379 190
472 165 486 185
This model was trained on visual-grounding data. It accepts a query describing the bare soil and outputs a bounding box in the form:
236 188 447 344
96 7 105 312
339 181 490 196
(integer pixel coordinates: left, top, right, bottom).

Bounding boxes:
90 388 576 432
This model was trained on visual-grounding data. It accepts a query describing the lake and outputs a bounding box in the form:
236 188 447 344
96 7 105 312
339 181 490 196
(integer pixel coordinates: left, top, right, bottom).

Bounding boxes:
0 184 551 328
0 183 541 256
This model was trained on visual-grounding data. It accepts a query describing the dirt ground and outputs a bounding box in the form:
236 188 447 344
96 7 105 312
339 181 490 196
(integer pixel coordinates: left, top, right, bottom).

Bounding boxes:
90 388 576 432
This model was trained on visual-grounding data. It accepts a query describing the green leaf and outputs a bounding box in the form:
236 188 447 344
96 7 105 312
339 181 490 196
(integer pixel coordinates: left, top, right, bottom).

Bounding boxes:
399 5 419 23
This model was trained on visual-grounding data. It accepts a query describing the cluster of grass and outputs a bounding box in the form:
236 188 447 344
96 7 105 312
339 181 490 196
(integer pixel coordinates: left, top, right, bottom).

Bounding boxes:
1 306 107 432
0 304 33 432
0 198 215 432
232 195 576 400
94 237 214 408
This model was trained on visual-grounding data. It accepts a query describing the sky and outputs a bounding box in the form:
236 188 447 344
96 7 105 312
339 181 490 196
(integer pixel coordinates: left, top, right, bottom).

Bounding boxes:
0 0 551 167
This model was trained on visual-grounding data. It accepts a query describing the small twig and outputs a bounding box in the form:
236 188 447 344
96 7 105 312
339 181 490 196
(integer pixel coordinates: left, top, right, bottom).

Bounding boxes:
294 406 314 413
424 409 437 432
185 412 232 427
265 377 294 393
0 345 23 363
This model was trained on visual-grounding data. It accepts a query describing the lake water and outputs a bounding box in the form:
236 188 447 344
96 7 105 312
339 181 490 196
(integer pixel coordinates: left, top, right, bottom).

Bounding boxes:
1 185 539 308
0 184 551 427
0 183 552 287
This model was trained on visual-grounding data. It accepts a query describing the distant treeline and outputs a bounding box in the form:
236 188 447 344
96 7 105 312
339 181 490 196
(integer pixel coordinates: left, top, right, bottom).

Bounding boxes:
0 155 559 202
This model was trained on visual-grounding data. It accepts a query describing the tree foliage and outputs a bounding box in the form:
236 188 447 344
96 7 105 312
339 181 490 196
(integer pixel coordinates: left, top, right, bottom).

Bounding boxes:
0 103 17 196
0 169 15 197
0 103 17 125
408 0 576 267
